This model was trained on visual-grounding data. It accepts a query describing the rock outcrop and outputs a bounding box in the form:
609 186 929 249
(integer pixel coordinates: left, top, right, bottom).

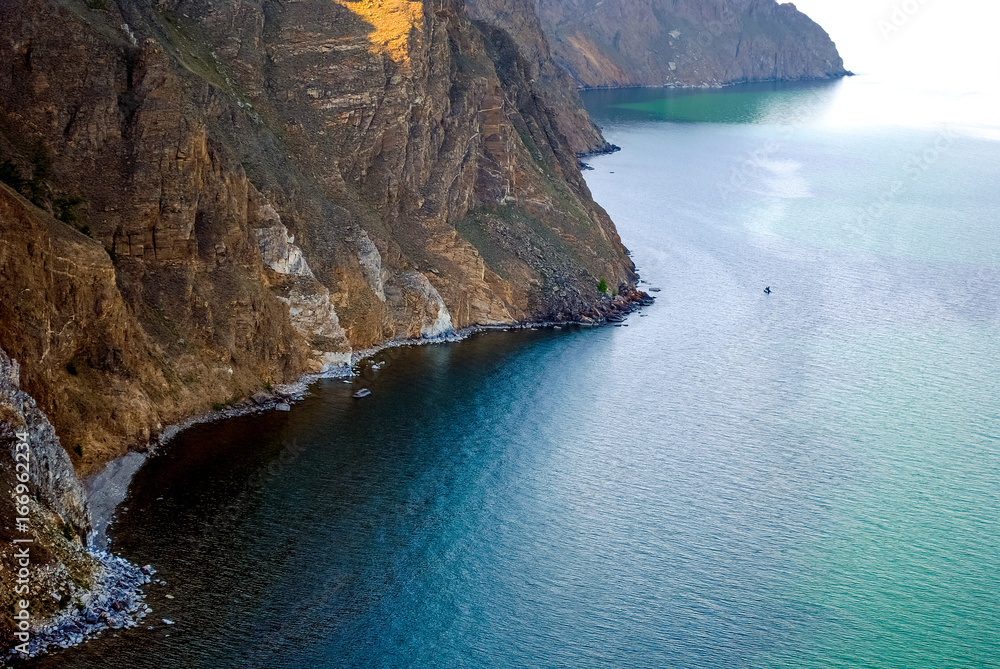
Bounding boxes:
1 345 95 652
0 0 635 652
536 0 848 88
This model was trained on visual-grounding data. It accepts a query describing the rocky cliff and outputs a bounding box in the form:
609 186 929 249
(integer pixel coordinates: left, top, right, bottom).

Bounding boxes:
537 0 848 88
0 0 636 479
464 0 611 154
0 0 639 649
0 345 95 653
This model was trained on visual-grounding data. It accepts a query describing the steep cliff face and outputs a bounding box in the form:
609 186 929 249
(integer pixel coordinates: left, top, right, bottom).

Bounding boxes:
537 0 848 88
0 0 638 648
0 0 635 477
463 0 610 154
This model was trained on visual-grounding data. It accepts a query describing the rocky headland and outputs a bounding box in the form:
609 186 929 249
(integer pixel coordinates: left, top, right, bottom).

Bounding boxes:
537 0 848 88
0 0 842 657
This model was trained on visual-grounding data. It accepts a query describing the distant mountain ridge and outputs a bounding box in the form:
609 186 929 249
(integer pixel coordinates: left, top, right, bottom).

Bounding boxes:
535 0 848 88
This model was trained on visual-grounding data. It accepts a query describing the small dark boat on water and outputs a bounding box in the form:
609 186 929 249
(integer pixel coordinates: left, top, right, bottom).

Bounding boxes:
353 388 372 398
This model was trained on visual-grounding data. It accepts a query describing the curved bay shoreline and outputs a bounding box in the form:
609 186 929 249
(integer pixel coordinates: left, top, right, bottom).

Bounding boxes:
10 287 653 662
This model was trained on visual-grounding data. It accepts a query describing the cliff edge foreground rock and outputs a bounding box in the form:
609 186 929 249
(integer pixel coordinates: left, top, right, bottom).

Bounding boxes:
1 347 150 656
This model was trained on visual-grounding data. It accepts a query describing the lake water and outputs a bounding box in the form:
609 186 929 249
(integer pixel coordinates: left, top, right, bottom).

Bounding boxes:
30 77 1000 668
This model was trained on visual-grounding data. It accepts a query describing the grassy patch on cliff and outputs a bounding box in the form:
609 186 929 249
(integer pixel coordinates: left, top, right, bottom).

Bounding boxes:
455 204 586 281
508 128 623 273
153 10 245 102
514 127 595 233
455 208 516 279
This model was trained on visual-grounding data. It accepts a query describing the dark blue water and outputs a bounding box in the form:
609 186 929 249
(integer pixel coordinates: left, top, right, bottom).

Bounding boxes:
32 79 1000 668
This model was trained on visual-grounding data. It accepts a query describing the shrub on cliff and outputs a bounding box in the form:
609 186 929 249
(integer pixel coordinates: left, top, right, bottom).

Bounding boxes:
54 195 85 224
27 144 52 208
0 157 25 192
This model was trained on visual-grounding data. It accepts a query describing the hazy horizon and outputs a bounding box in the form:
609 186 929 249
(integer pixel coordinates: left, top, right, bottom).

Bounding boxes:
791 0 999 87
770 1 1000 139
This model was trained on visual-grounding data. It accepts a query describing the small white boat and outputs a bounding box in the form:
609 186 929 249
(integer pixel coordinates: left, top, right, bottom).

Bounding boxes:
353 388 372 399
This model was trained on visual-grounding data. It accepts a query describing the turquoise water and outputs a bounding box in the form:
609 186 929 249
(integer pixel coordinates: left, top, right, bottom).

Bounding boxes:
582 79 1000 667
30 78 1000 668
580 81 843 125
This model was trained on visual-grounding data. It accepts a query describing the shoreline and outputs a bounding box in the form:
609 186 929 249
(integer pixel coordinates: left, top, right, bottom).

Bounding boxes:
5 553 151 662
573 71 853 94
151 287 653 456
87 287 654 543
18 281 653 662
